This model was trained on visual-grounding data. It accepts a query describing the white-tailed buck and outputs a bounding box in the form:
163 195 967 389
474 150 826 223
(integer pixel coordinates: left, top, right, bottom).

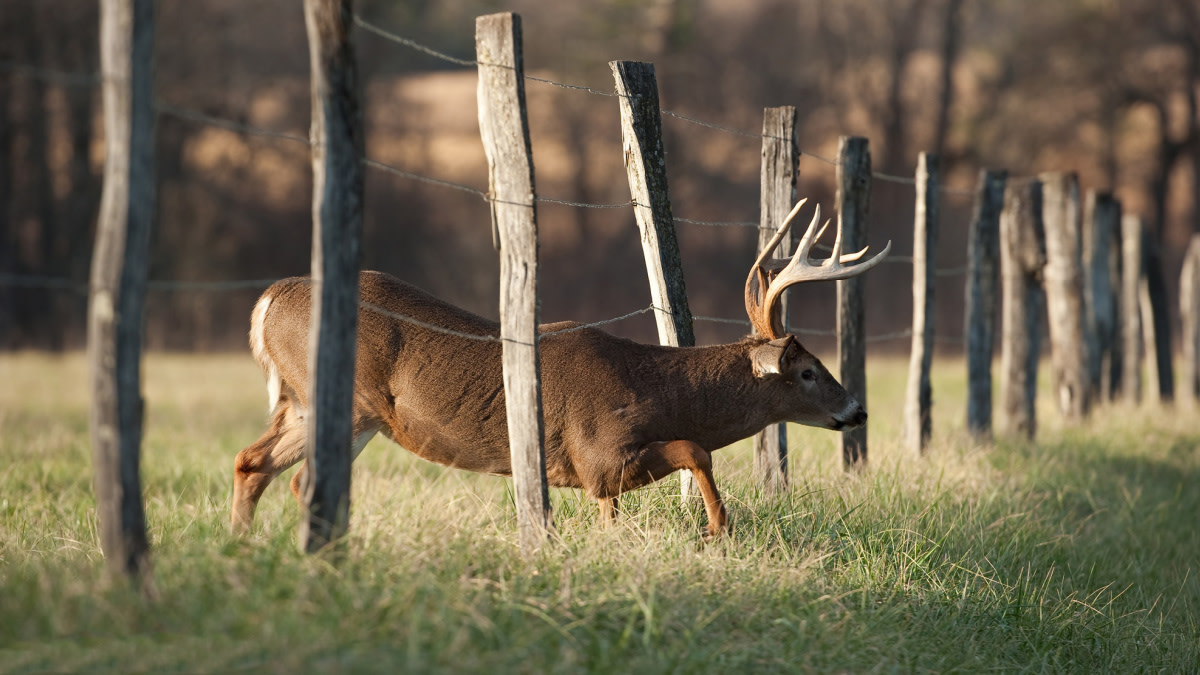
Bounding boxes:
232 200 889 538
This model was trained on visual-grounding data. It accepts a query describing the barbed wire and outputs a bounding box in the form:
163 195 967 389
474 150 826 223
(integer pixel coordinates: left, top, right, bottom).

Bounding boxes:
350 16 995 198
1 272 963 347
5 22 1020 203
4 43 981 345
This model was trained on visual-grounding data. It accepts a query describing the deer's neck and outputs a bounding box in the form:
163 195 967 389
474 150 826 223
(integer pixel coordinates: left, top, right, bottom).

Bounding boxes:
652 340 783 451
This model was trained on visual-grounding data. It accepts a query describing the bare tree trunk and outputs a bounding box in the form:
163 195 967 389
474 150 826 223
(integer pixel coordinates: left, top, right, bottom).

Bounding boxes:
932 0 963 161
1145 100 1179 403
880 0 928 175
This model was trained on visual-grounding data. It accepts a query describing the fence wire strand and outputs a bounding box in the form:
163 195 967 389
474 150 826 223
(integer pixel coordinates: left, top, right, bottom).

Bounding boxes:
5 35 986 346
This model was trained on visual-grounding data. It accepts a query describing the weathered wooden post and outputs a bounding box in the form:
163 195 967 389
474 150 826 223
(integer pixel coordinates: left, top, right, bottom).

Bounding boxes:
965 169 1007 439
1040 171 1090 420
1120 214 1144 404
999 179 1046 438
836 136 870 470
903 152 938 454
89 0 154 588
1082 191 1120 401
479 12 553 551
1106 202 1126 400
753 106 798 491
611 60 697 496
1142 232 1175 402
300 0 365 554
1182 234 1200 402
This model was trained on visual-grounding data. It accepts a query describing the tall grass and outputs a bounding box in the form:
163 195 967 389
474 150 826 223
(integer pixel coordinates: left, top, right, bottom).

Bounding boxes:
1 352 1197 673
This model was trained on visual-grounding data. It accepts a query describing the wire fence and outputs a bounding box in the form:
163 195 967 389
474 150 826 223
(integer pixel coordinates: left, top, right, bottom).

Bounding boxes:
1 17 987 346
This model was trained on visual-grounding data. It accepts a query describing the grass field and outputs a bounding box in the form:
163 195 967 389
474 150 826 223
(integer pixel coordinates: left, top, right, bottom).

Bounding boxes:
1 351 1198 673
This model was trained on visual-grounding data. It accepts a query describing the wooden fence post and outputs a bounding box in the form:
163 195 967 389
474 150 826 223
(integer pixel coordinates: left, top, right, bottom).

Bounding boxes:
88 0 154 589
753 106 798 492
965 169 1007 439
1106 202 1126 400
999 179 1046 438
1040 171 1090 419
611 60 697 497
478 12 553 552
903 152 938 454
1083 191 1120 400
1120 214 1144 404
300 0 364 554
1141 232 1175 402
1182 234 1200 402
836 136 870 470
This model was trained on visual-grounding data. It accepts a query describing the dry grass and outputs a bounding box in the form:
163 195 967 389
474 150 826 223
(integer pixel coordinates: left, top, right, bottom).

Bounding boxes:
1 351 1198 673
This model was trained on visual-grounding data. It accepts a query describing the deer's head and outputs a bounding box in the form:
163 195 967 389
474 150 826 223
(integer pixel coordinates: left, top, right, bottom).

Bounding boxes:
743 199 891 430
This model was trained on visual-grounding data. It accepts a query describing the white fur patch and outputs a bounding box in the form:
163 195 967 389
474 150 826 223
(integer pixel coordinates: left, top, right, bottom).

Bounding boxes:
249 295 281 413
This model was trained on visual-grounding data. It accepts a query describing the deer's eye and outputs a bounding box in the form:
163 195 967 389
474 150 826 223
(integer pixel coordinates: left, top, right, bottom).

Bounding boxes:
800 369 816 382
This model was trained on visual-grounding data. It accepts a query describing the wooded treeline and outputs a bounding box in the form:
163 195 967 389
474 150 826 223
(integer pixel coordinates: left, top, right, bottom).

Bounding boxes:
2 0 1197 351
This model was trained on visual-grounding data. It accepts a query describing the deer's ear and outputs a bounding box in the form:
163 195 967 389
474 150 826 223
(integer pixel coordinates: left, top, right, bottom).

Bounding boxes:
751 337 795 378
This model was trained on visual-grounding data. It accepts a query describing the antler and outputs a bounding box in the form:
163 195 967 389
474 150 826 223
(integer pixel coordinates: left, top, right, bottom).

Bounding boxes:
744 199 892 339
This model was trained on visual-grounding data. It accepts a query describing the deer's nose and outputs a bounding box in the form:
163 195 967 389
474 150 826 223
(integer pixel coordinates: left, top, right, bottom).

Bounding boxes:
851 406 867 427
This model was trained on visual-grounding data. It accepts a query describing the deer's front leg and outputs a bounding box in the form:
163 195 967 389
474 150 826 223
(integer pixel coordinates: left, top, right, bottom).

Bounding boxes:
596 496 619 527
624 440 729 539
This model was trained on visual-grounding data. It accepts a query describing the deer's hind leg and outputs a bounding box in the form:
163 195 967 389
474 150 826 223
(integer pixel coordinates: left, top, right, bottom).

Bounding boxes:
288 415 380 503
231 397 308 533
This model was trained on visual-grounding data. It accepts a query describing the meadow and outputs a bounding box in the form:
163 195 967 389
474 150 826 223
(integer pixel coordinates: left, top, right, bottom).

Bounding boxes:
1 351 1197 673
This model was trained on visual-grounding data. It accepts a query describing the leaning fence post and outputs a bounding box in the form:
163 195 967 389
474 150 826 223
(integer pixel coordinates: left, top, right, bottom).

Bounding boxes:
1083 191 1120 401
1181 234 1200 402
478 12 553 552
753 106 798 492
965 169 1007 439
836 136 870 470
301 0 365 554
1120 214 1144 404
89 0 154 589
999 179 1046 438
1040 171 1090 419
903 152 939 455
611 60 697 497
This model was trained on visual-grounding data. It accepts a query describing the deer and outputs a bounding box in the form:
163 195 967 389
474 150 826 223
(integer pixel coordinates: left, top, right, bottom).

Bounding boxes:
231 199 890 539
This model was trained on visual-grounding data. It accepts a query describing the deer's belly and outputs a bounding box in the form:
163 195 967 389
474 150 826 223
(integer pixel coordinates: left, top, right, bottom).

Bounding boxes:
379 423 583 489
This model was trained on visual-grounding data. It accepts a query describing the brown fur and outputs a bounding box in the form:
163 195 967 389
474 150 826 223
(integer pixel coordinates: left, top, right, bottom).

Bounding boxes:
231 271 867 538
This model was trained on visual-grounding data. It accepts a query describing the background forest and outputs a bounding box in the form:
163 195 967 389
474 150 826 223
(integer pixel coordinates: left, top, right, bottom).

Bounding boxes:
2 0 1197 352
